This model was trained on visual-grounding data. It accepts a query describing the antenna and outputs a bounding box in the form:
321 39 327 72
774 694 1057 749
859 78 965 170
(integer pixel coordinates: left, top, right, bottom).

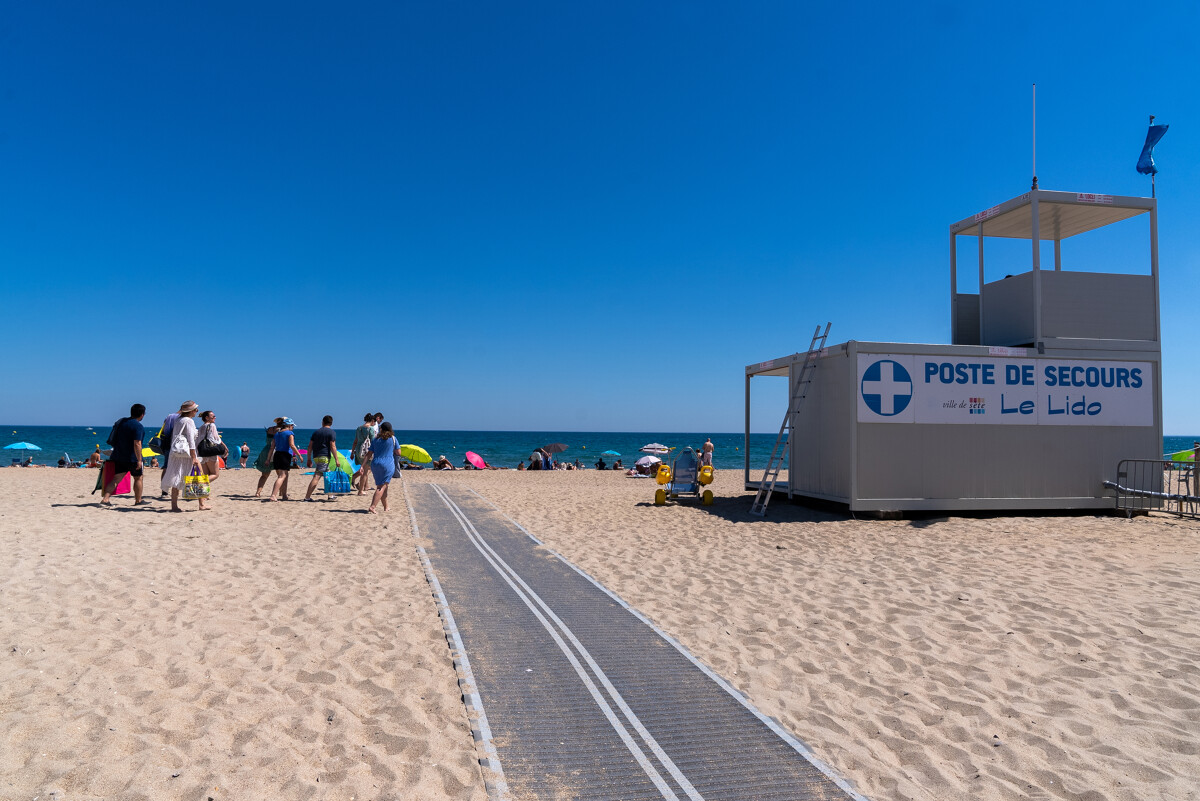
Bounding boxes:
1031 84 1038 190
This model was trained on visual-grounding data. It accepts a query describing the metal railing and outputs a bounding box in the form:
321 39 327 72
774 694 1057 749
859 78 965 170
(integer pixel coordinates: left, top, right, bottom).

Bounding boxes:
1104 459 1199 519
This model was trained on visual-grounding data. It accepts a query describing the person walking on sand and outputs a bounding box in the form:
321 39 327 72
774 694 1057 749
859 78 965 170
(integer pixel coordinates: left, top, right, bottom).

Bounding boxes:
701 437 714 467
253 423 280 496
100 403 147 506
304 415 338 501
157 407 182 497
267 417 300 501
350 412 374 494
367 422 400 514
197 410 227 499
161 401 205 512
239 442 249 468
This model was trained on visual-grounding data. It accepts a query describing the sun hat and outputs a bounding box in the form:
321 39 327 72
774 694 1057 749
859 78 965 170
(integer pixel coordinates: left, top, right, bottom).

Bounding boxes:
281 417 295 426
178 400 199 414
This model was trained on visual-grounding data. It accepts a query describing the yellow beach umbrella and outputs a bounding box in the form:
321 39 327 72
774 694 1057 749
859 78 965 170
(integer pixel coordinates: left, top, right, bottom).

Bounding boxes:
399 444 432 463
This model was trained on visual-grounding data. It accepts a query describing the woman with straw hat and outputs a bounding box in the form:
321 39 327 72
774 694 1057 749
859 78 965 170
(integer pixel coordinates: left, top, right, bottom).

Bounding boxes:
160 400 206 512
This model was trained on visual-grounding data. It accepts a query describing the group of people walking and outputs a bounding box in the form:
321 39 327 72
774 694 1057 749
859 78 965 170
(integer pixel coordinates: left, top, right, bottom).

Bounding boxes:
99 404 407 515
99 400 228 512
247 411 402 513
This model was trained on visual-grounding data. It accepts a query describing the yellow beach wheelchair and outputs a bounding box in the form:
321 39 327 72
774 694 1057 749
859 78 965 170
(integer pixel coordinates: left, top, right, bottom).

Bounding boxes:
654 446 714 506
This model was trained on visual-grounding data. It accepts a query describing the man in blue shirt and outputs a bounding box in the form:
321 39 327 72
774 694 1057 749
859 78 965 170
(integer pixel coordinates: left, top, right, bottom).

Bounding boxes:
304 415 338 501
101 403 147 506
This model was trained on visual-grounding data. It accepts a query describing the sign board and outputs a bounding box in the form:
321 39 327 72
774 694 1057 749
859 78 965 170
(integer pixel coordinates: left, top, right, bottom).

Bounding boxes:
857 354 1153 426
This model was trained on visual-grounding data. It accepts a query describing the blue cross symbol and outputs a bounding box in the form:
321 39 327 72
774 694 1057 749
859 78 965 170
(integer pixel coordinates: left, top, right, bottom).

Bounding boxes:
861 360 913 416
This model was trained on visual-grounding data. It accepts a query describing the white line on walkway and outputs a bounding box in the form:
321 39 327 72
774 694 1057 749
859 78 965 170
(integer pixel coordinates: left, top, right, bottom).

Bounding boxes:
401 476 511 801
430 483 703 801
466 486 872 801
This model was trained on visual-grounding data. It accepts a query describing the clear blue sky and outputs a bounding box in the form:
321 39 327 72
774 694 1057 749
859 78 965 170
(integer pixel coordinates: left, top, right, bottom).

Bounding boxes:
2 1 1196 433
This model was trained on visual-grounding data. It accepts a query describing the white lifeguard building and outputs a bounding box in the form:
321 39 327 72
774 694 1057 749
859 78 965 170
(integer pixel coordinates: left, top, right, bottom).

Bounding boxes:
745 188 1162 512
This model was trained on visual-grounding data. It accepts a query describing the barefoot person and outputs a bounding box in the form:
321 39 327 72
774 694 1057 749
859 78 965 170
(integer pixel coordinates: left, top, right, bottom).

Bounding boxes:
252 423 280 497
100 403 147 506
267 418 300 501
160 401 203 512
196 411 227 504
351 413 377 495
304 415 338 501
701 437 714 467
239 442 249 468
367 422 400 514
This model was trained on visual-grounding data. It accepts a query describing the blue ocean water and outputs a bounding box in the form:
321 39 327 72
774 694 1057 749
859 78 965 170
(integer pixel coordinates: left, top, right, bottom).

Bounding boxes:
1 425 773 469
3 425 1196 469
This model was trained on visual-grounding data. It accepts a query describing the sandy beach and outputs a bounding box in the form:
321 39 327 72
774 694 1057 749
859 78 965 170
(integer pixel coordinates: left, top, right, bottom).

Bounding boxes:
3 466 1199 800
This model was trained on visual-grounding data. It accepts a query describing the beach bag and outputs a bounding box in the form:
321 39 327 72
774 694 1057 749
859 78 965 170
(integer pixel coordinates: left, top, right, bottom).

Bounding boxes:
171 424 191 455
183 467 211 500
198 437 223 457
105 418 124 449
324 470 352 494
197 424 227 458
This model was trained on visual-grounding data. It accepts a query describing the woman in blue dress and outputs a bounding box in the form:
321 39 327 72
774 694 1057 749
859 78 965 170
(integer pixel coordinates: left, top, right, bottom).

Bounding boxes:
368 421 400 514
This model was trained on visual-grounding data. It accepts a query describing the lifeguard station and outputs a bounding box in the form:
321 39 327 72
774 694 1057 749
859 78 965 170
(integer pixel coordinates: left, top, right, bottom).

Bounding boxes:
746 188 1163 513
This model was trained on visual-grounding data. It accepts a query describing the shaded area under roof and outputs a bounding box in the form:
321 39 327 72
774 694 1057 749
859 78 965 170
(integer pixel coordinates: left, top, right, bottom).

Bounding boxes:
951 189 1152 240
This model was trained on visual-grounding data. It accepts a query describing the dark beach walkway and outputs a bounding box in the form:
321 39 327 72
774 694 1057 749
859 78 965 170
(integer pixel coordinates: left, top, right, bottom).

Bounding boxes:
405 481 867 801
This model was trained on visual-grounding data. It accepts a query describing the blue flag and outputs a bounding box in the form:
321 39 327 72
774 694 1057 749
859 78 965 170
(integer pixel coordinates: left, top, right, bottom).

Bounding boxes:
1136 123 1169 175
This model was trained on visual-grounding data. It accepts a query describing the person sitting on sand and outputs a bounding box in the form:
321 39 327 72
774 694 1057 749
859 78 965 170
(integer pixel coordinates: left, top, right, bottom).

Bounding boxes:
434 455 454 470
86 447 102 468
517 461 525 470
595 457 606 471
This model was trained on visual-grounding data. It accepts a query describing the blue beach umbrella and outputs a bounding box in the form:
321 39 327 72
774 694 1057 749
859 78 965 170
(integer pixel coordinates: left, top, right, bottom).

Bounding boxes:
602 450 621 457
5 441 42 464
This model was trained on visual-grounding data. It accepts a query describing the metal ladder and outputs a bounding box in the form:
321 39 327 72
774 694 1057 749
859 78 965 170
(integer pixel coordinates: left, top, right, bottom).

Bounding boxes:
749 323 830 517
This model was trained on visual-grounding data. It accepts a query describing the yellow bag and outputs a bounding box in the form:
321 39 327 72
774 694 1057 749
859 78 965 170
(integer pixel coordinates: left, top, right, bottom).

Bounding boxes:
183 468 211 500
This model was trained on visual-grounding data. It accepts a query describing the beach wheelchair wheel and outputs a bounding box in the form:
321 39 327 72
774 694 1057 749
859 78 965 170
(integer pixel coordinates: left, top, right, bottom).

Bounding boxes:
655 489 667 506
702 489 713 506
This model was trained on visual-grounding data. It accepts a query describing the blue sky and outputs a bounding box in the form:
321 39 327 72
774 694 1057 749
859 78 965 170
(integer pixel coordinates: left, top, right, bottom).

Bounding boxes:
2 1 1196 433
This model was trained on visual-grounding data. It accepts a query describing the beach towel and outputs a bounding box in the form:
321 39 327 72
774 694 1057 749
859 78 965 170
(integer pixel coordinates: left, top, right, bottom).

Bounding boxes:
331 450 354 474
92 461 132 496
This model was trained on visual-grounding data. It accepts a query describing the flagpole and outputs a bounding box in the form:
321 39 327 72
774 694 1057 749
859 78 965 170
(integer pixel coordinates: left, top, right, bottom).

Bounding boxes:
1031 84 1038 190
1150 115 1156 198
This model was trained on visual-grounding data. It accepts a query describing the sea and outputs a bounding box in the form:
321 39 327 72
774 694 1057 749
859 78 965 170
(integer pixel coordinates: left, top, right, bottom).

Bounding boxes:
3 425 1197 469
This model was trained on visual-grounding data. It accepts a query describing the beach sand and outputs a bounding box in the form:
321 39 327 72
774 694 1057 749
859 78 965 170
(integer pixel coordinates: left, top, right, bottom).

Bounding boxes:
0 468 485 801
3 466 1199 800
